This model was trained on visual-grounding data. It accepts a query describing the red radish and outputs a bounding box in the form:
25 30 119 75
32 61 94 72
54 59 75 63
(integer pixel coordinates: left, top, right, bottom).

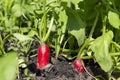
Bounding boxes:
73 59 85 73
37 43 50 69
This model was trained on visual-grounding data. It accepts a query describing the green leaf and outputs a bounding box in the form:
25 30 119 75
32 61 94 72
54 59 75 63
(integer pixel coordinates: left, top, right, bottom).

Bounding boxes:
59 10 67 34
55 9 68 58
70 0 83 9
84 0 98 22
46 0 56 5
117 78 120 80
13 33 33 41
90 31 113 72
3 0 14 11
12 4 22 17
108 11 120 29
71 0 83 4
66 8 86 46
0 52 18 80
27 29 38 37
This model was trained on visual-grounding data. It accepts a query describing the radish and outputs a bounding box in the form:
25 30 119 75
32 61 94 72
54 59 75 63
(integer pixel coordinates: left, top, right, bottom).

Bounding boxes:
37 43 50 69
73 59 85 73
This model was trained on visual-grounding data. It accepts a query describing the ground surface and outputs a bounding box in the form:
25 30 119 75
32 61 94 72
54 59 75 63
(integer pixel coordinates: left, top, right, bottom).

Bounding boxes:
16 50 108 80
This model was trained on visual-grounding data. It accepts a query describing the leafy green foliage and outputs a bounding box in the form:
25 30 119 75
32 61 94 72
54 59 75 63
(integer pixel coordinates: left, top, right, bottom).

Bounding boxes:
84 0 99 23
55 9 68 58
108 11 120 29
90 31 113 72
0 52 18 80
12 3 22 17
66 8 86 46
13 33 33 41
1 0 120 79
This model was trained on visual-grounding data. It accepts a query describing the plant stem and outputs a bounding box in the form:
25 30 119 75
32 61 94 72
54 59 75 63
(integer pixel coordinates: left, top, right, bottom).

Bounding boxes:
102 16 107 35
89 13 99 38
0 46 5 55
77 39 90 59
43 0 47 39
49 44 79 53
0 34 5 55
39 0 48 42
62 36 72 52
77 13 99 59
55 37 61 59
81 56 93 59
39 15 44 41
110 52 120 56
44 17 54 42
111 41 120 49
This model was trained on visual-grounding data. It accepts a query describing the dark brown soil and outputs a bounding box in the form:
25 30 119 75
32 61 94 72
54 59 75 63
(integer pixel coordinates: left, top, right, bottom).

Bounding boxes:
4 40 108 80
16 51 108 80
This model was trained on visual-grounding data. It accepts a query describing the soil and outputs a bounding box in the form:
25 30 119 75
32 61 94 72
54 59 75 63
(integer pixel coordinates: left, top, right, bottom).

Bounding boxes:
16 50 108 80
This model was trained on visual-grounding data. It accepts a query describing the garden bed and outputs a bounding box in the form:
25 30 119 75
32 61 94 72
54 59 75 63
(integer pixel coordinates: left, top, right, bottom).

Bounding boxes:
16 51 108 80
1 0 120 80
